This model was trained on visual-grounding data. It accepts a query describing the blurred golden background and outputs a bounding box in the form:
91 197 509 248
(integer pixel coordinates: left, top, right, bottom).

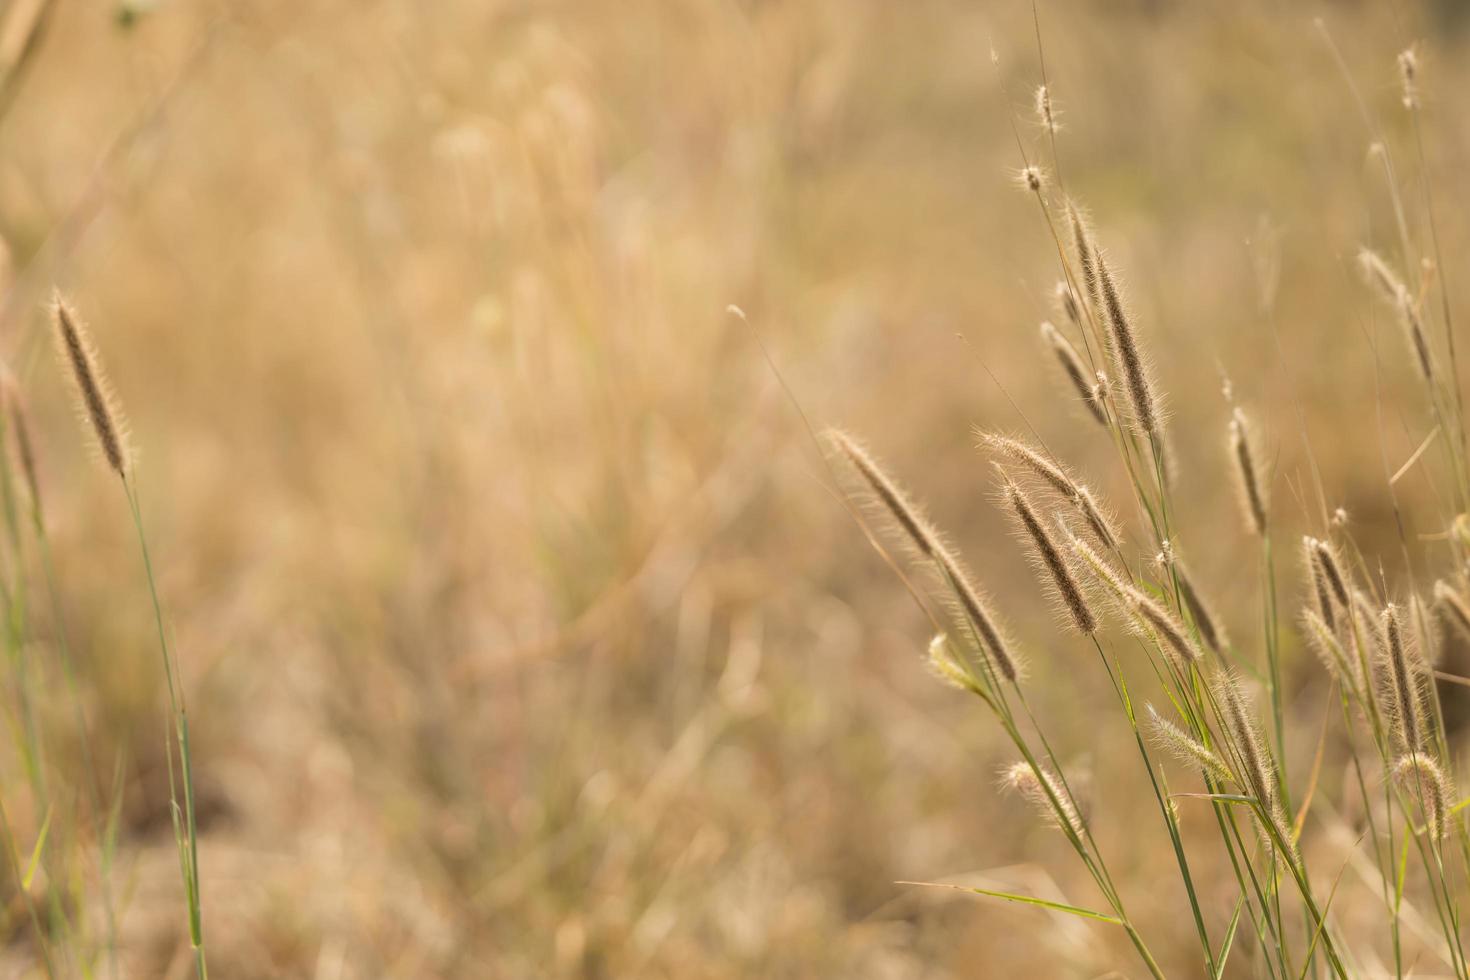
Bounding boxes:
2 0 1469 976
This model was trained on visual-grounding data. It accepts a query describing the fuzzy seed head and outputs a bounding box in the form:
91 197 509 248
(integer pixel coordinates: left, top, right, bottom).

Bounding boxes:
827 429 937 560
1312 538 1351 607
1000 761 1083 838
1398 47 1419 109
1127 581 1202 668
1002 472 1097 634
927 634 976 692
1394 754 1450 839
1096 255 1158 437
1382 603 1426 751
1039 321 1105 426
827 429 1018 682
1230 409 1268 536
1358 247 1433 380
1302 607 1358 691
1176 561 1227 653
1053 282 1081 327
1147 704 1233 784
51 293 129 477
1034 84 1057 134
1215 671 1294 858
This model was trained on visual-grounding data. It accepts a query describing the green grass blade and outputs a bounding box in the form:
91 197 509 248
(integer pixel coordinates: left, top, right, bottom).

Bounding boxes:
896 880 1123 924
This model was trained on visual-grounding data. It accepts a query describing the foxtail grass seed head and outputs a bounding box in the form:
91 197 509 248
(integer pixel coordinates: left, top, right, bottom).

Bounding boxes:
1039 322 1105 425
1382 603 1426 751
979 433 1118 549
51 293 129 477
1001 471 1097 634
1394 754 1450 840
927 634 978 692
827 429 936 560
1146 704 1233 784
1311 538 1351 607
1352 590 1387 652
1096 255 1158 436
1302 537 1339 631
1176 561 1227 653
1215 671 1293 857
1015 164 1044 193
1435 580 1470 645
1053 281 1081 328
1034 84 1057 134
1067 200 1102 315
1000 761 1083 838
827 430 1018 681
1230 409 1267 536
1125 579 1202 668
980 432 1073 498
1074 486 1120 550
1302 608 1358 690
1358 247 1433 380
938 552 1021 683
1397 47 1419 110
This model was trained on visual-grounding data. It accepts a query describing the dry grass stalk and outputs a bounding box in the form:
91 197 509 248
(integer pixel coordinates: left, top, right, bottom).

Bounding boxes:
1 380 40 512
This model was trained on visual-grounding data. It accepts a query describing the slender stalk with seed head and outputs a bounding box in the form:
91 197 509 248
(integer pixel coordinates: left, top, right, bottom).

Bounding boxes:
979 432 1118 548
999 468 1096 634
1394 754 1450 840
1147 704 1234 784
1312 538 1350 607
1382 603 1425 752
1040 321 1106 425
1096 256 1159 438
1175 560 1227 653
1230 408 1268 536
1302 608 1358 690
1054 281 1081 328
1000 760 1083 838
1359 247 1434 382
1215 671 1293 859
51 293 207 979
827 430 1019 681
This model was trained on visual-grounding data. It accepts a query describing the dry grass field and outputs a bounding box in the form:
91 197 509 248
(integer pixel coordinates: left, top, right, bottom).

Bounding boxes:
2 0 1470 976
